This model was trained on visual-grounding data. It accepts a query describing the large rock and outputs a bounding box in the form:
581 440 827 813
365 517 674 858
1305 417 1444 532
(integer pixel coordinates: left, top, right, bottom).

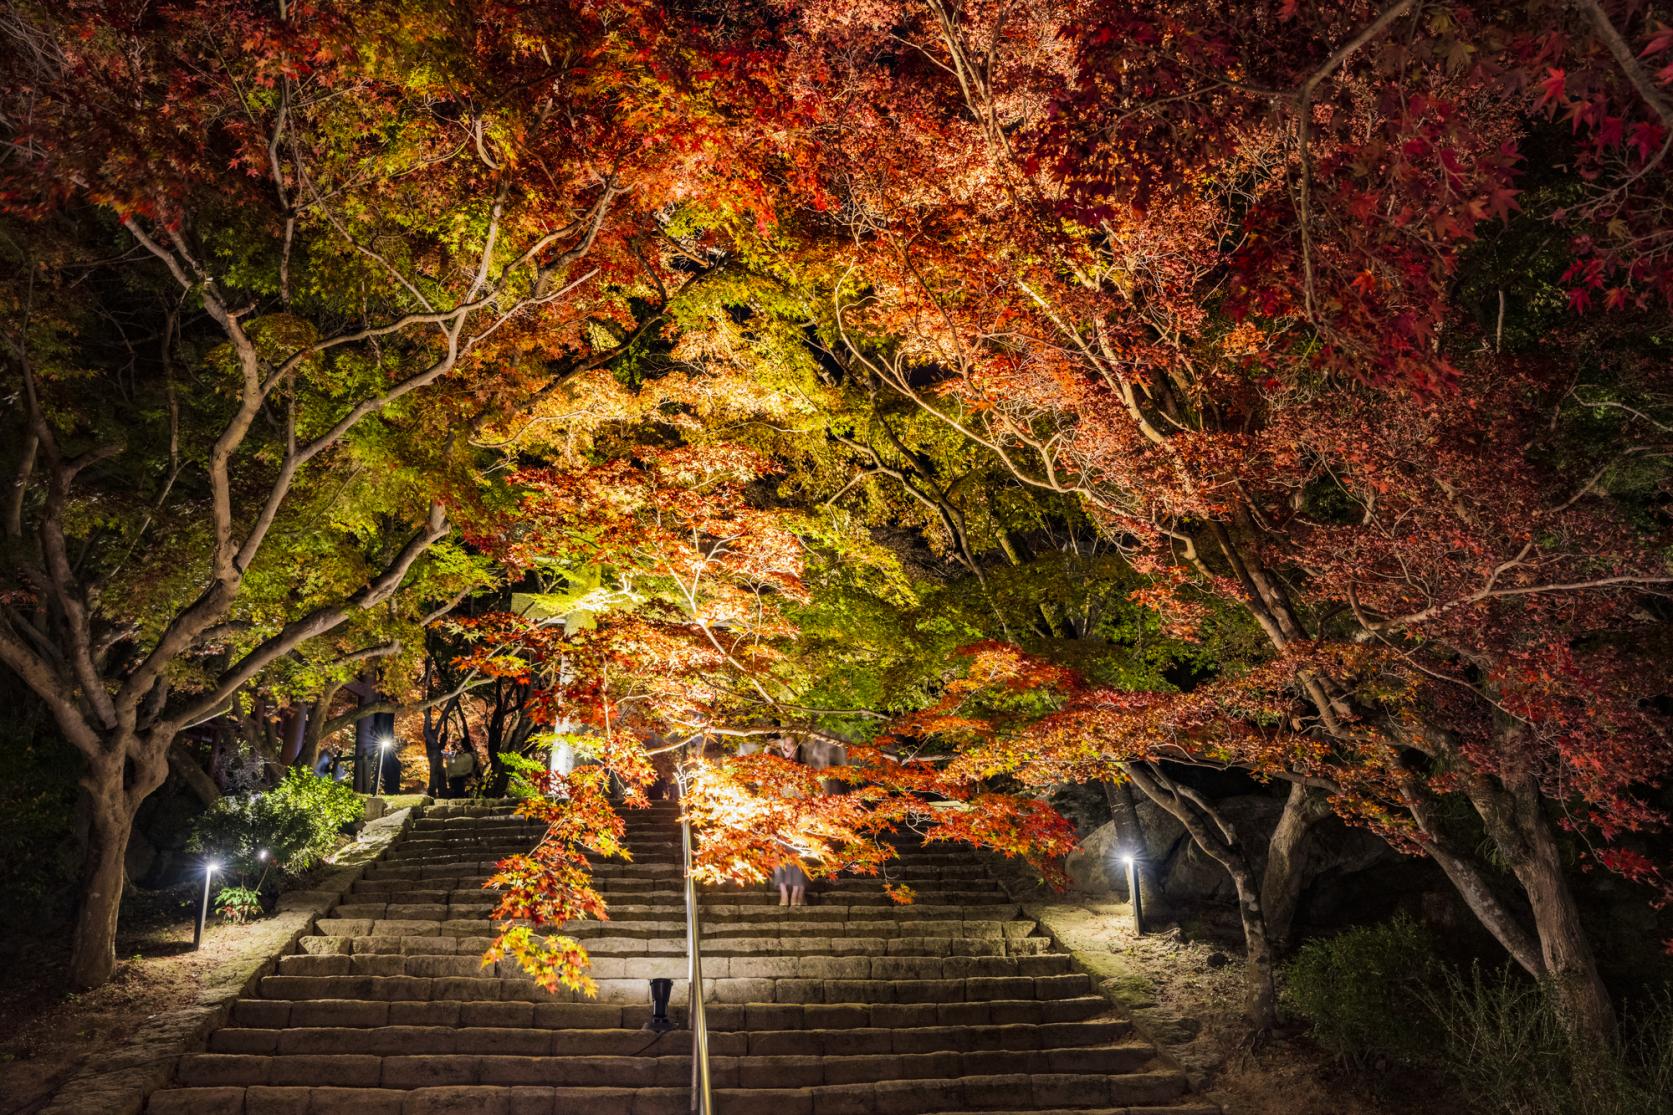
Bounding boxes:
1065 821 1122 893
1162 840 1235 903
1160 794 1285 904
1155 794 1398 907
1302 816 1394 881
1065 799 1186 895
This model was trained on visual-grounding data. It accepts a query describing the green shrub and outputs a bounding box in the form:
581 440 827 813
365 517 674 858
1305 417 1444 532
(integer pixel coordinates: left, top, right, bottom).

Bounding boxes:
189 767 362 883
215 885 264 925
1285 914 1673 1112
1281 913 1440 1067
1423 968 1673 1115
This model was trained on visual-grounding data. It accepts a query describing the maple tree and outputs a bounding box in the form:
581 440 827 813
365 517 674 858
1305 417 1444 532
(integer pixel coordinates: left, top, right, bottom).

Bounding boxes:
446 436 1080 991
1 1 1667 1049
704 0 1673 1039
0 0 782 989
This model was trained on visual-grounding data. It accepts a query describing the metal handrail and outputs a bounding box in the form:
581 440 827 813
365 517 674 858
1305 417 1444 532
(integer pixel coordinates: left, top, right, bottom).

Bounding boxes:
681 807 713 1115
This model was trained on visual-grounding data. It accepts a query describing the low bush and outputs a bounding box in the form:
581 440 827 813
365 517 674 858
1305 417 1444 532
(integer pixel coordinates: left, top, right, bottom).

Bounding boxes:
1423 968 1673 1115
215 885 264 925
1281 913 1440 1067
1284 915 1673 1113
189 767 362 886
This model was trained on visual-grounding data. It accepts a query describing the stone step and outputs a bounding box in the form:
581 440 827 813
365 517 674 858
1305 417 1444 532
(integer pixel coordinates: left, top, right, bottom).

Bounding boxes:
350 877 1004 897
313 917 1039 941
274 952 1075 980
327 892 1008 919
363 861 995 882
379 847 977 863
378 849 679 865
929 1109 1220 1115
320 903 1026 925
145 798 1206 1115
297 934 1056 958
341 897 1023 917
345 880 1005 897
177 1042 1160 1089
149 1070 1194 1115
208 1018 1133 1057
393 832 985 856
230 996 1116 1032
419 801 677 816
256 971 1098 1005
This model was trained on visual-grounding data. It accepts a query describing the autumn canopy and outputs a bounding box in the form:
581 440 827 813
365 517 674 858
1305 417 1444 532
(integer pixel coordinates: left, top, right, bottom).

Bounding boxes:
2 0 1671 1053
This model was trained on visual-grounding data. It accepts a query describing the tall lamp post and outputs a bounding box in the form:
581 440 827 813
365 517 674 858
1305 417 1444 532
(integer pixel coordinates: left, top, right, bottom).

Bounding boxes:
1123 852 1145 935
372 737 394 797
193 859 220 949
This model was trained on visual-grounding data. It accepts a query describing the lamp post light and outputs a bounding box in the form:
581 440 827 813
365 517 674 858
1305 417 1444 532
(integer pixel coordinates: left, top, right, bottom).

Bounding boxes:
1122 853 1144 935
372 737 394 797
193 859 220 949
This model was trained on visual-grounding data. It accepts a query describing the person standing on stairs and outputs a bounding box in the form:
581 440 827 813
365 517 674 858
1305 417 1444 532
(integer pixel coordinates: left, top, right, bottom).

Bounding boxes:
772 856 809 906
769 737 810 906
445 745 477 798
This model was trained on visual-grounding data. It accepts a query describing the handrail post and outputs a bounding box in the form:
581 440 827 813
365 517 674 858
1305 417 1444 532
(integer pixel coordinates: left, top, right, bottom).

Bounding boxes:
681 811 713 1115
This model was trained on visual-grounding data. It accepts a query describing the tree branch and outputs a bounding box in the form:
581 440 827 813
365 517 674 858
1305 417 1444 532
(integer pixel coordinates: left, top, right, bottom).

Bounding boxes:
173 503 450 727
1575 0 1673 129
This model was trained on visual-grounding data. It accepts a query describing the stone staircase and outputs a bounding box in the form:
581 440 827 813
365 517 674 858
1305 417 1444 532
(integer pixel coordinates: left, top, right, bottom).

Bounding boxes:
146 800 1211 1115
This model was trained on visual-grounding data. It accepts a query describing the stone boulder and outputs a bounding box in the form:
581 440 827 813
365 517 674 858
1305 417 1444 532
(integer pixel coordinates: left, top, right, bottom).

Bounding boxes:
1160 794 1285 904
1065 821 1123 893
1156 794 1398 907
1065 799 1186 895
1068 787 1402 912
1302 816 1394 881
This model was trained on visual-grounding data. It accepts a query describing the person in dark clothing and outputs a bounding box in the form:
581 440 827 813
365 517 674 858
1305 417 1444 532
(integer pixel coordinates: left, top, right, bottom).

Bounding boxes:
314 747 344 781
445 746 477 798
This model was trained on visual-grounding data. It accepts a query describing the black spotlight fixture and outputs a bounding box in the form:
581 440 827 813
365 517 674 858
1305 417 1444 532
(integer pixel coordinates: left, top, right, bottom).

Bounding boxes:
644 977 676 1032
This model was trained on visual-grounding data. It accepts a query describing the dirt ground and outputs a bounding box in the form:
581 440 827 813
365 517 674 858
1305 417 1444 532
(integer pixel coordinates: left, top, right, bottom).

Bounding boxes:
0 886 249 1115
0 794 436 1115
1027 898 1464 1115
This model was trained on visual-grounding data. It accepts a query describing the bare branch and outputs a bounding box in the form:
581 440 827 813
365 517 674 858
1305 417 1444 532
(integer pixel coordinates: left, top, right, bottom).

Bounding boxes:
171 503 450 727
1574 0 1673 130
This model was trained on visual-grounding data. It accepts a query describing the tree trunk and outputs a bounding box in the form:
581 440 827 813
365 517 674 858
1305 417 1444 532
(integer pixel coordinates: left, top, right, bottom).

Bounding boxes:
168 741 222 808
279 697 308 765
1506 784 1615 1041
67 738 168 992
70 789 133 991
1518 845 1615 1042
1102 779 1159 908
296 682 343 771
1450 771 1615 1041
1260 782 1331 952
1403 785 1544 974
1230 860 1278 1030
423 690 458 798
1123 763 1277 1031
